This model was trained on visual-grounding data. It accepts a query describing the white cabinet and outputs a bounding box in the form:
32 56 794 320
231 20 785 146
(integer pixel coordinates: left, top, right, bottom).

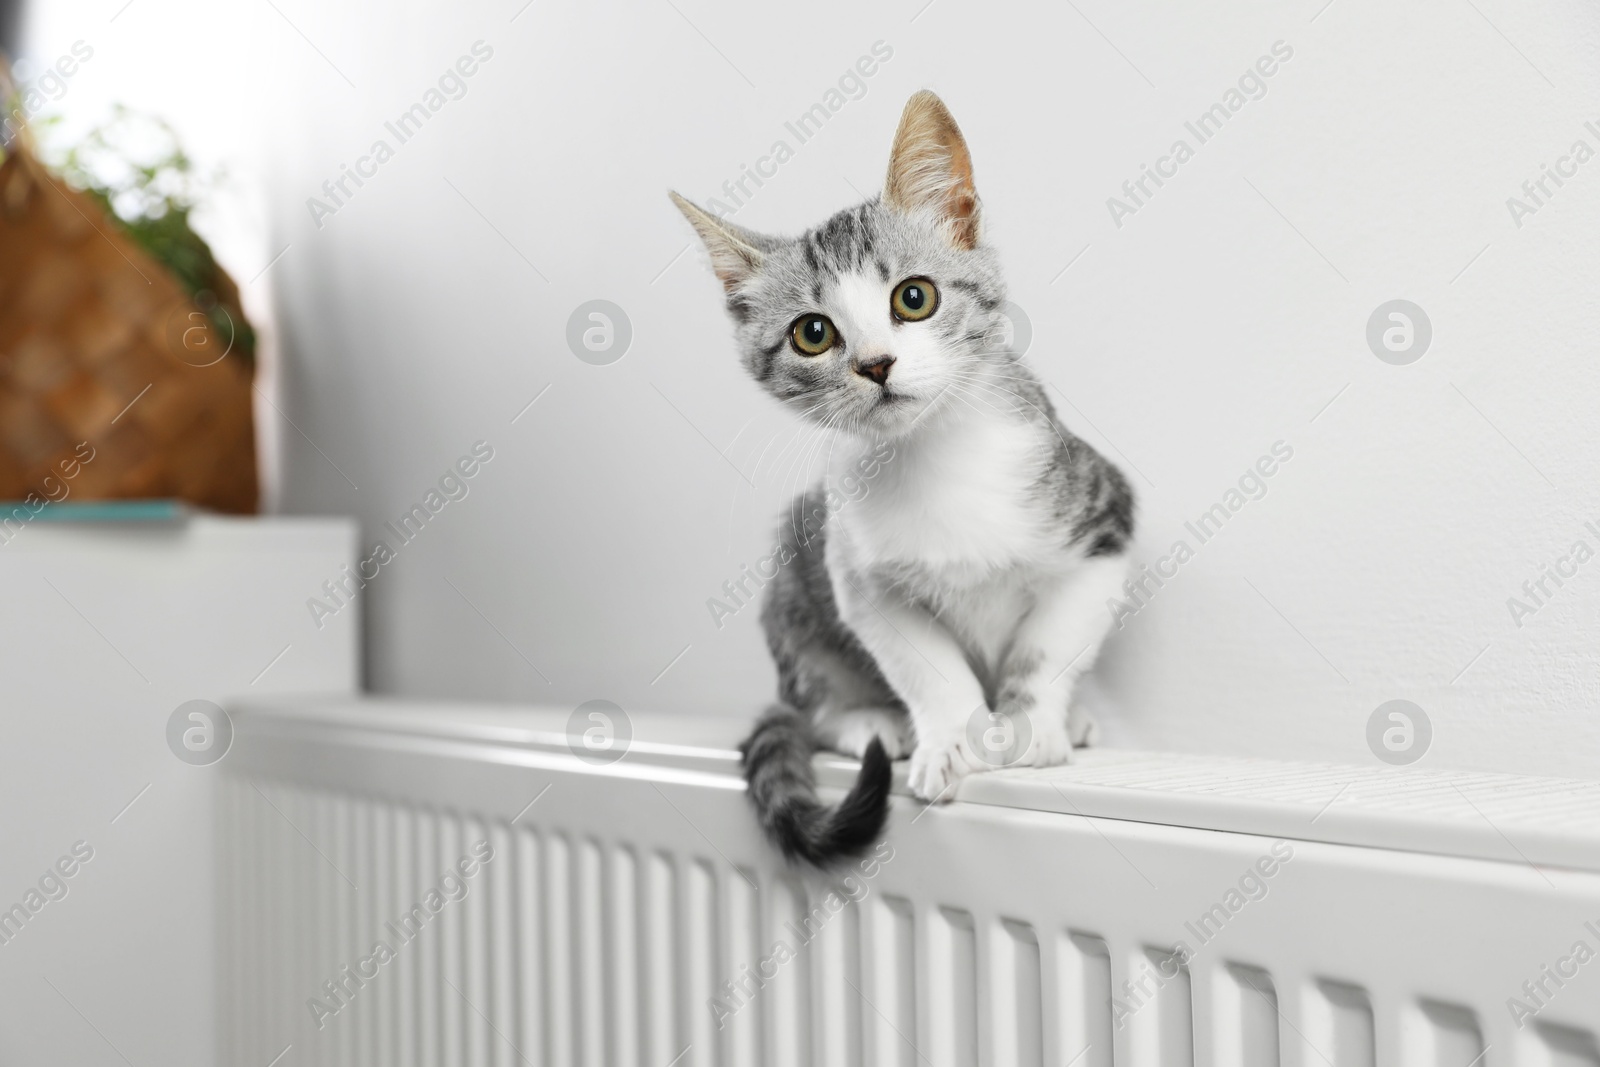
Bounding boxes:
0 515 358 1067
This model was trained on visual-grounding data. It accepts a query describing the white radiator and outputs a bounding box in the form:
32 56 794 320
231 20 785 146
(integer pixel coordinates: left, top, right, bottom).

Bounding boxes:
218 697 1600 1067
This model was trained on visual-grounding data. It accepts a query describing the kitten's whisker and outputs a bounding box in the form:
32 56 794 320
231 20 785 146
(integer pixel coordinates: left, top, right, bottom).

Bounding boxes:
754 424 807 498
943 374 1023 417
766 400 838 496
747 426 789 487
784 407 848 546
772 415 824 480
777 403 836 504
786 418 827 504
957 371 1041 387
811 407 850 489
944 369 1077 462
943 384 994 420
950 377 1024 412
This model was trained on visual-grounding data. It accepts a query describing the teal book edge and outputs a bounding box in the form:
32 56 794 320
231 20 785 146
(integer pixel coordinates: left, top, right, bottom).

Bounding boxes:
0 499 191 523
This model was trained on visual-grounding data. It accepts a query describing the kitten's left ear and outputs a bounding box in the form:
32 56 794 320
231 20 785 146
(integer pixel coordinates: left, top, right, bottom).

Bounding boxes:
884 90 981 250
669 191 768 292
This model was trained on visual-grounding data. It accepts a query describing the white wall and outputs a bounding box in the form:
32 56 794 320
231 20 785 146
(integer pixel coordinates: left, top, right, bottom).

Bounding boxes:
21 0 1600 779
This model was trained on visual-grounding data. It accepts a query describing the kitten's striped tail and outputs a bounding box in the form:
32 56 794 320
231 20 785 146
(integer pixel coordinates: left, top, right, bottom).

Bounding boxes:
739 704 891 866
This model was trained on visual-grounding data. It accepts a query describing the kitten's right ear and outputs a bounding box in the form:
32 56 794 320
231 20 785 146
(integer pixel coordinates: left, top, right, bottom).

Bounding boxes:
669 191 765 293
884 90 980 249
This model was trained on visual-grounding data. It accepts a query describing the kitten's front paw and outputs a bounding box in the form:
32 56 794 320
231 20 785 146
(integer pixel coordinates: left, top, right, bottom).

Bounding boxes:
1024 719 1075 769
908 734 980 802
1067 706 1100 747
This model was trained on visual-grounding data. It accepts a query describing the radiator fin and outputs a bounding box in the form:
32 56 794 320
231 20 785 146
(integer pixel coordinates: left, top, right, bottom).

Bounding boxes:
437 811 465 1067
929 906 979 1067
1127 946 1194 1067
762 877 810 1067
995 919 1044 1067
513 828 544 1064
814 879 864 1067
325 792 356 1067
1536 1021 1600 1067
685 859 721 1067
1306 979 1375 1067
720 866 760 1066
1416 1000 1484 1067
608 844 642 1067
487 822 517 1067
1219 963 1279 1067
870 893 917 1067
643 851 680 1065
574 837 605 1066
461 815 491 1067
544 832 576 1066
1059 931 1114 1067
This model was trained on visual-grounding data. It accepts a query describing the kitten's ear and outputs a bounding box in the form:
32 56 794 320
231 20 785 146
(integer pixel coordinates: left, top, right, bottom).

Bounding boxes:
669 191 767 292
883 90 981 249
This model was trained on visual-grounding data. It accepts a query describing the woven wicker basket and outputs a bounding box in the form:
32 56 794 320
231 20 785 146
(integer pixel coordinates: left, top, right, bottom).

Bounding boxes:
0 119 258 513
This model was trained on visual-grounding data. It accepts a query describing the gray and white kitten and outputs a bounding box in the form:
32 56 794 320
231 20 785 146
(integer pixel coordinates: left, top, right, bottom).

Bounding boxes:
671 91 1133 865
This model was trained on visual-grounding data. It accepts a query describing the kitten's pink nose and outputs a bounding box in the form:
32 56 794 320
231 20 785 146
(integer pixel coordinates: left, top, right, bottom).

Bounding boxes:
855 355 895 386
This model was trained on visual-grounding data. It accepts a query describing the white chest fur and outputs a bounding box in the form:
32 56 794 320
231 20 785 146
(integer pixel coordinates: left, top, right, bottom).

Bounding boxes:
831 404 1055 585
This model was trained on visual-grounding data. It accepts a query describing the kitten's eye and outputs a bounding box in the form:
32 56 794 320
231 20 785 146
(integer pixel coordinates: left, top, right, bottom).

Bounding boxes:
790 314 837 356
891 278 938 322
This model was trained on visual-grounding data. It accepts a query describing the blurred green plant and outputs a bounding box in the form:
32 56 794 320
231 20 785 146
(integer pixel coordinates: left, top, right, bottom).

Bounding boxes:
41 105 255 362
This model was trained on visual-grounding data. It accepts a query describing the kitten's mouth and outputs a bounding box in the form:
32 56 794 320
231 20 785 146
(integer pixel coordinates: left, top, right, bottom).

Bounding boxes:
873 390 910 407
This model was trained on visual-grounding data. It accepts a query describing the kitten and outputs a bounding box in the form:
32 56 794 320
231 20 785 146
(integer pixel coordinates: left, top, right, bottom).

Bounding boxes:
671 91 1133 865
